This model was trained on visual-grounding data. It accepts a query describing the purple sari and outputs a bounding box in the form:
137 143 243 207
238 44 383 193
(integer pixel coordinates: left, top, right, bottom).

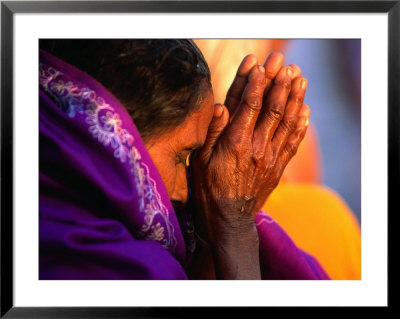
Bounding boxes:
39 50 329 280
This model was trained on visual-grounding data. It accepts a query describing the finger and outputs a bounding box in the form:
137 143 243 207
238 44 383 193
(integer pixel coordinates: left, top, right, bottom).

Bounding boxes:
226 65 267 138
263 52 284 93
273 113 310 180
254 65 293 144
263 63 300 97
290 64 302 79
281 114 310 164
286 104 310 154
198 104 230 164
271 77 308 151
265 63 300 94
224 54 258 117
298 103 311 121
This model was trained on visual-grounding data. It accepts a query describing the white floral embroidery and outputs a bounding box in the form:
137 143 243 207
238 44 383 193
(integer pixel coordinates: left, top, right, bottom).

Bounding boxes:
129 148 177 249
40 63 177 252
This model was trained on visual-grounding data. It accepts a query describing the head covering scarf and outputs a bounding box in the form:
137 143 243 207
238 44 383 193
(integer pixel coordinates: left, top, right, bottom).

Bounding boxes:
39 50 190 279
39 49 329 280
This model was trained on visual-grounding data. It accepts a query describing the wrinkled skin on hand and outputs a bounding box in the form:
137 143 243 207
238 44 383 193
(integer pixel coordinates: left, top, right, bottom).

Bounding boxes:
191 52 310 248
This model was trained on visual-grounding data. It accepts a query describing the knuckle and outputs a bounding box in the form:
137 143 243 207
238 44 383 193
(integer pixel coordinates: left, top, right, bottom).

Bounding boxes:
249 74 266 91
285 142 298 157
293 94 305 105
227 131 245 150
256 76 266 87
268 103 285 120
243 93 262 111
281 117 298 133
276 79 291 91
252 147 265 162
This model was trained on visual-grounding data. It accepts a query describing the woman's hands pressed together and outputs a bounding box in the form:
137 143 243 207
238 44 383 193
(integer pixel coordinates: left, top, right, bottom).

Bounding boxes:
191 52 310 279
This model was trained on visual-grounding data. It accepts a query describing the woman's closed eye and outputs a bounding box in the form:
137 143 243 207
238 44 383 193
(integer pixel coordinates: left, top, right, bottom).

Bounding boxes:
176 144 202 167
176 151 192 167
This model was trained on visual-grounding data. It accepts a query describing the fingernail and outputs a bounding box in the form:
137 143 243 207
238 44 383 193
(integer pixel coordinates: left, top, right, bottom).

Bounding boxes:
287 67 293 77
258 65 265 73
214 104 224 118
300 79 308 90
304 118 309 127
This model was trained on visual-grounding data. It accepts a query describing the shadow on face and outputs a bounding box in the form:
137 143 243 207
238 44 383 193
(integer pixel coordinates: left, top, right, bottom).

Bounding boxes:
146 90 215 206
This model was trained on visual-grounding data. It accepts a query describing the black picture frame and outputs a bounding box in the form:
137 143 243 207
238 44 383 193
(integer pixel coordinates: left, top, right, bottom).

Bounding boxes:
1 0 396 317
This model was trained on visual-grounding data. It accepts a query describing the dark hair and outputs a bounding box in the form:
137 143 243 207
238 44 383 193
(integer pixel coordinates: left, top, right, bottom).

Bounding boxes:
39 39 212 142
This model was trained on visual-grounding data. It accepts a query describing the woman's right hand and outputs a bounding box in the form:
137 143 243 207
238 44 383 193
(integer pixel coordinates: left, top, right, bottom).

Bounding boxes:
191 52 310 279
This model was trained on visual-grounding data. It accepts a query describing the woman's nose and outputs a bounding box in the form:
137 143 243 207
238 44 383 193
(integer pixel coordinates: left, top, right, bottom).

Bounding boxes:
171 164 189 204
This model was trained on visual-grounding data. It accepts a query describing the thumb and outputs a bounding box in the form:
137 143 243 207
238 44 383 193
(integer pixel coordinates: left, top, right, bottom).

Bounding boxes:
199 104 229 164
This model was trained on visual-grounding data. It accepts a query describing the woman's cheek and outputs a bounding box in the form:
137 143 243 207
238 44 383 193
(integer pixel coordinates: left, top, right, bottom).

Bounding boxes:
171 163 189 203
158 160 178 198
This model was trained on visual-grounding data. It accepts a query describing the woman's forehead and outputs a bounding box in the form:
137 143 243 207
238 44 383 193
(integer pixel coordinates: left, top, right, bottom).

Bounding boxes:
188 91 214 132
172 91 214 148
